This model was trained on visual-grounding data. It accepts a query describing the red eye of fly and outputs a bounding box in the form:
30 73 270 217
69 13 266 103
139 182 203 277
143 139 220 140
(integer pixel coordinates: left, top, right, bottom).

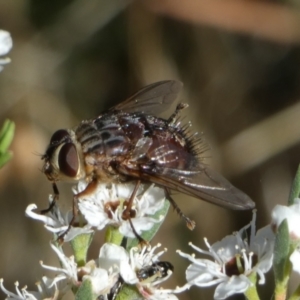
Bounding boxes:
58 143 78 177
50 129 70 145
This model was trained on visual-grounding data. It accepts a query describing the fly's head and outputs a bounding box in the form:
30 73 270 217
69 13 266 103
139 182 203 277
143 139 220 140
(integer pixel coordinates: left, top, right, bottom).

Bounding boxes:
42 129 85 182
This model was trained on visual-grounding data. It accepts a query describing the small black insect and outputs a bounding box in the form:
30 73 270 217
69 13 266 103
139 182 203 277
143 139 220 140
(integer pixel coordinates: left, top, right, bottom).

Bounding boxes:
42 81 255 238
136 261 174 283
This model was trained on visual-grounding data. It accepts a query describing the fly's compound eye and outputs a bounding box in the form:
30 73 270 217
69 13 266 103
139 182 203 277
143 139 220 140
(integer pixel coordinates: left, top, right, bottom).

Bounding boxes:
58 143 78 177
50 129 70 145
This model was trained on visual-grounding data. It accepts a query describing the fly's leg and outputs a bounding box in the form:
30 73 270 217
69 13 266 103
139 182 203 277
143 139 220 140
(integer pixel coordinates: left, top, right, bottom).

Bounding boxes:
41 182 59 214
165 188 196 230
57 179 98 243
167 103 189 125
122 180 147 245
129 218 147 246
122 180 141 220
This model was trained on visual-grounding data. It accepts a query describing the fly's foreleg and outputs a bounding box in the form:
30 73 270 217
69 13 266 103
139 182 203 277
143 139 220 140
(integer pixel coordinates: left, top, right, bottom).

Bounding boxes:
57 179 98 243
41 182 59 214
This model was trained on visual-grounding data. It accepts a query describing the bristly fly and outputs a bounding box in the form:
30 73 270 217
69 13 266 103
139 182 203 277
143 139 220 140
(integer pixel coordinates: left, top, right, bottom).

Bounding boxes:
41 80 255 240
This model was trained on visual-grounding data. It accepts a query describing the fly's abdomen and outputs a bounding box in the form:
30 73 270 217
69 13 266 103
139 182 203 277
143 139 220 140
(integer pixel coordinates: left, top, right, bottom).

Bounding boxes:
147 134 195 170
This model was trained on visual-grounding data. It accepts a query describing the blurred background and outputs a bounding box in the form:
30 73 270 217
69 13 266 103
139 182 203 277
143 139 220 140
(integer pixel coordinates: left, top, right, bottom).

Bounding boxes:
0 0 300 299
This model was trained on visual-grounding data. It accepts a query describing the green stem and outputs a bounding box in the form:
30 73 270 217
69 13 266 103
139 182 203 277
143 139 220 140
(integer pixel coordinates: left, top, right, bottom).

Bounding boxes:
274 250 292 300
115 284 141 300
244 273 260 300
105 225 124 245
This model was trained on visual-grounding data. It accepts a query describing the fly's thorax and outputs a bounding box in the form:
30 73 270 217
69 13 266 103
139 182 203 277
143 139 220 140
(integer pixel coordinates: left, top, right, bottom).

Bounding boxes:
76 116 134 158
42 129 86 182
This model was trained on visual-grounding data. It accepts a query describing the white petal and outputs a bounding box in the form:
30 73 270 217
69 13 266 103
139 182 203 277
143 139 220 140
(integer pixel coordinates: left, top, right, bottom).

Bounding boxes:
119 260 138 284
212 235 239 262
83 269 109 294
98 243 129 270
214 275 251 299
119 216 161 238
99 243 129 261
150 290 179 300
0 30 12 55
272 201 300 239
78 200 108 229
25 204 60 227
253 225 275 246
186 260 223 286
290 249 300 274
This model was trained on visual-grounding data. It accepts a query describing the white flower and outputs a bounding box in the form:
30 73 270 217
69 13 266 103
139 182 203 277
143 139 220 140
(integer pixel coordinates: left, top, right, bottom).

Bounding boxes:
0 277 60 300
41 243 126 298
270 199 300 274
40 243 79 288
82 243 128 296
97 243 129 271
177 212 275 299
0 30 12 72
271 198 300 240
36 276 70 299
25 196 93 242
119 244 177 300
290 247 300 274
77 181 166 238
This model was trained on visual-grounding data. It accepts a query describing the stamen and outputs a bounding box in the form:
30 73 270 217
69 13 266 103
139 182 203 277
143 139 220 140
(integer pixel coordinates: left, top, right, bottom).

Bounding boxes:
236 253 244 274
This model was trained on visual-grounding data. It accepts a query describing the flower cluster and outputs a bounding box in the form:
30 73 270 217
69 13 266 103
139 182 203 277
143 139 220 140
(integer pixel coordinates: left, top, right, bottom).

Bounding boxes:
15 174 300 300
26 199 93 242
0 243 176 300
6 181 300 299
76 181 166 238
22 179 289 300
176 212 275 299
0 276 65 300
26 181 167 241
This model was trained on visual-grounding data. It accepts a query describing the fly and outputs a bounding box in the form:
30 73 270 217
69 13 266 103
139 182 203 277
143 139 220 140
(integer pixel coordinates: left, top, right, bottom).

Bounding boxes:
41 80 255 240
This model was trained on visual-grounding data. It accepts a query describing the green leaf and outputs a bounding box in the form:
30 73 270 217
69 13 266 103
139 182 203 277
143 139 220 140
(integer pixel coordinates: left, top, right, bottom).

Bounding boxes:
273 219 291 299
126 198 170 249
0 119 15 154
0 119 15 168
75 279 95 300
288 164 300 205
70 233 94 267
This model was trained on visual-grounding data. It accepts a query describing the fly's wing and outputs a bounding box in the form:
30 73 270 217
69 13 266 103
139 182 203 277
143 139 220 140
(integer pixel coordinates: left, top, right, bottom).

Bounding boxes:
110 80 183 115
119 143 255 210
143 164 255 210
